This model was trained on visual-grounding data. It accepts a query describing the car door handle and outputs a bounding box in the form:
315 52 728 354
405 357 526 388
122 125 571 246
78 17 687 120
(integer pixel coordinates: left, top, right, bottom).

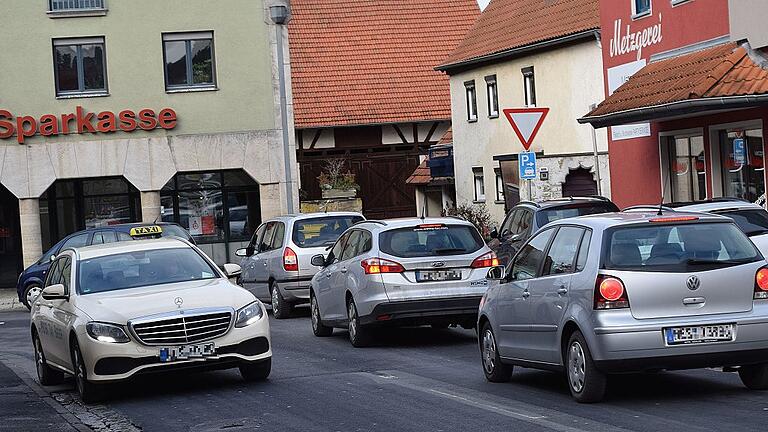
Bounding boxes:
522 290 530 298
340 268 347 273
557 287 569 295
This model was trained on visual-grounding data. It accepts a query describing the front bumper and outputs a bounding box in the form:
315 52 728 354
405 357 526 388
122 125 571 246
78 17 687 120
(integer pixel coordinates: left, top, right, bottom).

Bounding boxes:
359 296 482 326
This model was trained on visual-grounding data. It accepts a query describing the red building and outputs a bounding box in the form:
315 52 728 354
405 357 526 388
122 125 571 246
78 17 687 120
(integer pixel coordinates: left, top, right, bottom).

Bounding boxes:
581 0 768 207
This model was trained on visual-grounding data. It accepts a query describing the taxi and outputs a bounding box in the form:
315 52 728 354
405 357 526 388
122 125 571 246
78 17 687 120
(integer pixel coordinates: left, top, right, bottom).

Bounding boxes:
30 238 271 403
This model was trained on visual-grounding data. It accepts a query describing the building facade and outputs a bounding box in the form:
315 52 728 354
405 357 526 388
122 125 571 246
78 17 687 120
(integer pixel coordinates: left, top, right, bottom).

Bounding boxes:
0 0 298 285
438 0 611 225
581 0 768 208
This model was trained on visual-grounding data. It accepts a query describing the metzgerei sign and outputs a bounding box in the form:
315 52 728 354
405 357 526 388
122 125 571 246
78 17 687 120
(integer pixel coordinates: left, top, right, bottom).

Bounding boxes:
0 106 177 144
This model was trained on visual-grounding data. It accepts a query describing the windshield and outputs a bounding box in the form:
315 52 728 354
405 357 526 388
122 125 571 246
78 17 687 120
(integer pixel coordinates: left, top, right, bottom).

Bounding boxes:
718 209 768 236
379 224 484 258
292 216 364 248
603 222 761 272
77 248 219 294
536 202 618 227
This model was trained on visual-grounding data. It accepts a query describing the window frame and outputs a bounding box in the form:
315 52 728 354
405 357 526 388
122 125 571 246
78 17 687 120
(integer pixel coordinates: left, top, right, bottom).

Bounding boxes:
632 0 652 19
509 227 556 281
494 168 504 202
522 67 536 107
52 36 108 97
465 80 478 122
485 75 499 118
540 226 588 277
473 167 486 202
162 31 217 92
269 222 286 250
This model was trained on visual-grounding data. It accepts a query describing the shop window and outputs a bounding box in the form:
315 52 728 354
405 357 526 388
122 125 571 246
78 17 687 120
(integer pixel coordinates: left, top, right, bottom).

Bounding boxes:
720 129 765 202
163 32 216 91
522 67 536 107
53 37 107 97
465 80 478 122
495 168 504 202
485 75 499 118
473 167 485 202
666 136 706 202
632 0 651 18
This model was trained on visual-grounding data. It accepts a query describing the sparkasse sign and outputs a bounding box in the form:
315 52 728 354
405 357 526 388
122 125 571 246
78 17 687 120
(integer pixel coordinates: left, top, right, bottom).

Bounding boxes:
0 106 178 144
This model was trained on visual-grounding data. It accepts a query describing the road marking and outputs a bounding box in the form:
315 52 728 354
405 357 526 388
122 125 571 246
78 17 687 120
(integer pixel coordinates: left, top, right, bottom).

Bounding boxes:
430 388 546 420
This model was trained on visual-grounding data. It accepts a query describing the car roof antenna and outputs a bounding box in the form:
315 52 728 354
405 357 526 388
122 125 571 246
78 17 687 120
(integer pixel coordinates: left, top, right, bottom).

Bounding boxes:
658 173 670 216
420 194 427 220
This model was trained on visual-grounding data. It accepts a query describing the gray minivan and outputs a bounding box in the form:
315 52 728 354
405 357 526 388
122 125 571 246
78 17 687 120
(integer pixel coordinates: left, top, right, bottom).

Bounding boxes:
236 212 364 318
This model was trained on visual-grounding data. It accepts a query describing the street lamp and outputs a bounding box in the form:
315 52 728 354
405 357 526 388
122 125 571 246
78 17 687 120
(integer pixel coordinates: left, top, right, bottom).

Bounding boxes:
270 3 295 214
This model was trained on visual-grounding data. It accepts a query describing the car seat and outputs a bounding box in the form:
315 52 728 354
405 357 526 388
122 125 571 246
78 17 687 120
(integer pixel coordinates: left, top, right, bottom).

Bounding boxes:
610 243 642 267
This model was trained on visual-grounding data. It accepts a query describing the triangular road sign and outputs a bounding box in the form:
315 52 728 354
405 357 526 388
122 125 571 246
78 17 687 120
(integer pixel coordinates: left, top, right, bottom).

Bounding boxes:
503 108 550 151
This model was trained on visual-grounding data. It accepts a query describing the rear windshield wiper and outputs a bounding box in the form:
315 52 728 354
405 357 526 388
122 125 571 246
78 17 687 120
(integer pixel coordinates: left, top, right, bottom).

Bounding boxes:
686 258 754 266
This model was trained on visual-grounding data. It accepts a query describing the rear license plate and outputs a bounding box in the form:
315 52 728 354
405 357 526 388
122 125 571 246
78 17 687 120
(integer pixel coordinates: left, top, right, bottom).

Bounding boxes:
415 270 462 282
159 343 216 362
664 324 734 345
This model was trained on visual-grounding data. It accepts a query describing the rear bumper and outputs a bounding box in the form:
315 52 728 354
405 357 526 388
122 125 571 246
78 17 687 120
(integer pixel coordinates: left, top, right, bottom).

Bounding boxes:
359 296 482 326
595 348 768 372
276 276 313 303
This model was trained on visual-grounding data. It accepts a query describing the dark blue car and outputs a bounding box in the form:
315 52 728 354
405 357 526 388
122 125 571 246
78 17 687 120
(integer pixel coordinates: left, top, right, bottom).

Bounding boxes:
17 222 194 309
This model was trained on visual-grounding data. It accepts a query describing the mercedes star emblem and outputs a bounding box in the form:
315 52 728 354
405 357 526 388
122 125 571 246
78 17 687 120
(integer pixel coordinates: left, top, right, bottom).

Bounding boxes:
686 276 701 291
174 297 184 308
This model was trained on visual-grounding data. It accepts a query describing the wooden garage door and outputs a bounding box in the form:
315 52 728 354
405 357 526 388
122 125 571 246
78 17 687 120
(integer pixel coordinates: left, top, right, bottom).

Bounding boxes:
562 167 597 197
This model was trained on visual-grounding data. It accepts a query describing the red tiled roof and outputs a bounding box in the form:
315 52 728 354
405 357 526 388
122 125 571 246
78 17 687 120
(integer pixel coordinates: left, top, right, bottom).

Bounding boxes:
438 127 453 145
439 0 599 70
406 158 432 185
289 0 480 129
584 43 768 121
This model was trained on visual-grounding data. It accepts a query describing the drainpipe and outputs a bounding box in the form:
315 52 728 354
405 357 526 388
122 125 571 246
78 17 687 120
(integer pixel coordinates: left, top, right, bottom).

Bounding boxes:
270 3 295 214
589 103 603 196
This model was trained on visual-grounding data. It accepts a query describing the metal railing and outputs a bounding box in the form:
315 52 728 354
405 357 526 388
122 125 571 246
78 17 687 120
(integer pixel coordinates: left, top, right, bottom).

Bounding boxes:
49 0 105 11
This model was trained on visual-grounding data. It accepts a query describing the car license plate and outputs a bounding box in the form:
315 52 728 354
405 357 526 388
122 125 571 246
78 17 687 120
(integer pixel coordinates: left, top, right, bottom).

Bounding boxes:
415 270 462 282
159 343 216 362
664 324 734 345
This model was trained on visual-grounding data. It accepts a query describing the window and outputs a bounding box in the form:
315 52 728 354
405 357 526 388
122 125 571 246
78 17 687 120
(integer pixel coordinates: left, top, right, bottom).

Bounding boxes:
719 129 765 202
671 0 690 5
92 231 116 245
270 223 285 250
60 233 89 251
473 167 485 202
632 0 651 17
49 0 106 13
163 32 216 90
465 81 478 122
292 216 364 248
328 232 351 265
666 135 706 202
485 75 499 118
522 67 536 107
341 231 363 261
249 224 267 250
500 210 519 237
535 202 619 227
575 230 592 271
44 260 62 287
260 222 278 252
510 228 555 280
542 227 584 276
53 37 107 96
379 224 484 258
495 168 504 202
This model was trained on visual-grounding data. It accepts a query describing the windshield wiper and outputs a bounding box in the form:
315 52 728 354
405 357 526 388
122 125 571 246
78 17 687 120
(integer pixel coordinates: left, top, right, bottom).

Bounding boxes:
433 247 466 254
686 258 753 266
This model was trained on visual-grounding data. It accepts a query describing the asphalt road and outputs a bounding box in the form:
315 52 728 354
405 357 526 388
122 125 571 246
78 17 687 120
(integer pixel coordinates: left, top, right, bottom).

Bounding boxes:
2 307 768 432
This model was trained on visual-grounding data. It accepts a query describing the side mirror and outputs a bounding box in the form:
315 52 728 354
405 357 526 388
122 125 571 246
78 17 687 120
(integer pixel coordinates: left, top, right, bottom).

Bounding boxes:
41 284 67 300
311 254 326 267
486 266 506 281
235 248 247 257
222 263 242 278
490 228 499 239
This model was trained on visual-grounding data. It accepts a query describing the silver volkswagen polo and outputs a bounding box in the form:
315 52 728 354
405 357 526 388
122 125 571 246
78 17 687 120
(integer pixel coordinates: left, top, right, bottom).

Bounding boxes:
479 211 768 403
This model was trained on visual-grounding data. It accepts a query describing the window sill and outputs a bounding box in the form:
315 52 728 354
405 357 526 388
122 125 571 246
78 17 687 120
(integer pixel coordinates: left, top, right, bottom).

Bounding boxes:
631 11 651 20
467 118 478 123
494 200 505 205
671 0 690 6
166 86 219 94
473 200 486 204
47 9 108 18
488 114 499 119
56 92 109 100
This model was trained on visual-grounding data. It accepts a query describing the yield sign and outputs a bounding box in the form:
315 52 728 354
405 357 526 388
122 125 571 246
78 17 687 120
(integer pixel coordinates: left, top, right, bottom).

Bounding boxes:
503 108 550 151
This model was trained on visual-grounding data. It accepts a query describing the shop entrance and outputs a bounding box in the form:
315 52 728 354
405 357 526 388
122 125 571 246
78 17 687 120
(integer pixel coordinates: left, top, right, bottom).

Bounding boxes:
719 129 765 202
0 184 22 287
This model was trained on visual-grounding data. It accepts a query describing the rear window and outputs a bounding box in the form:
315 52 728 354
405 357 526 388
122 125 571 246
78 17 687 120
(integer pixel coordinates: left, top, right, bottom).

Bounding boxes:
536 202 618 227
379 224 484 258
292 216 364 248
603 222 761 272
717 209 768 237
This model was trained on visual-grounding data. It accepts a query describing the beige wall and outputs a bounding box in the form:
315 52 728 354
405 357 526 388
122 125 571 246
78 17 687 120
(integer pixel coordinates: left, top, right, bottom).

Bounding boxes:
449 39 609 224
730 0 768 49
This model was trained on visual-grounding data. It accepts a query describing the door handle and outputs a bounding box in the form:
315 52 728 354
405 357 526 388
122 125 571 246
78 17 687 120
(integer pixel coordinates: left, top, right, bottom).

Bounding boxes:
557 287 569 295
326 271 332 278
522 290 530 298
340 268 348 273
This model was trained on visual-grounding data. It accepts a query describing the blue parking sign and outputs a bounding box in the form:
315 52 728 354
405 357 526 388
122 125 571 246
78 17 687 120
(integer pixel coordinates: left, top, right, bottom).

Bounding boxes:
519 152 537 180
733 138 746 165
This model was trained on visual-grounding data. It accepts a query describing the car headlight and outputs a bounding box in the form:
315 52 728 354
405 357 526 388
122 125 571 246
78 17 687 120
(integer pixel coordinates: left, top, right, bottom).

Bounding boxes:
86 322 131 343
235 301 264 328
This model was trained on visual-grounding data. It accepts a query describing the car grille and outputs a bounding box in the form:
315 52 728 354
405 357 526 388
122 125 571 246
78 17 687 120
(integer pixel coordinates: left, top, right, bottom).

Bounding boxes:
130 309 233 346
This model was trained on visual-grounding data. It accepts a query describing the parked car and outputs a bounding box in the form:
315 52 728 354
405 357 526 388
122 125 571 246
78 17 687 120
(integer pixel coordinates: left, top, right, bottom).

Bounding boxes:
236 212 364 319
479 210 768 403
489 197 619 265
17 222 194 310
309 218 499 347
30 238 270 403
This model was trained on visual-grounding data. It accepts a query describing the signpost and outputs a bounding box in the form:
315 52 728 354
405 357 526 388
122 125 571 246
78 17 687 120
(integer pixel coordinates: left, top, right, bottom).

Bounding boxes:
504 108 549 199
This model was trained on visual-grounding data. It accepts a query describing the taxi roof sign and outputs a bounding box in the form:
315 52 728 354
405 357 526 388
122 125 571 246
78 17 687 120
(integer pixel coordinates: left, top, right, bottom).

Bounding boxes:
129 225 163 237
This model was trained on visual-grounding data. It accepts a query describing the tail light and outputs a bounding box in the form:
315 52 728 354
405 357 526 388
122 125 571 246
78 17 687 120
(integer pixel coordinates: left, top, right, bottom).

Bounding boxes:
594 275 629 310
361 257 404 274
471 251 499 268
755 267 768 300
283 247 298 272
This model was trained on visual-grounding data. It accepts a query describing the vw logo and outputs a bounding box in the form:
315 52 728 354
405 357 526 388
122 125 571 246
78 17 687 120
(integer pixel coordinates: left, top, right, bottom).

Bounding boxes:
174 297 184 308
431 261 446 268
686 276 701 291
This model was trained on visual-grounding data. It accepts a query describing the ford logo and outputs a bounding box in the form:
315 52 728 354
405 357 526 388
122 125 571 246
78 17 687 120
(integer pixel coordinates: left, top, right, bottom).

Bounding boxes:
431 262 446 268
686 276 701 291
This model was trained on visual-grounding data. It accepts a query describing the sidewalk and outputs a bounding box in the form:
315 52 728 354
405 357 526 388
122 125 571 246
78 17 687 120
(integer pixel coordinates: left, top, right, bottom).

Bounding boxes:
0 288 25 312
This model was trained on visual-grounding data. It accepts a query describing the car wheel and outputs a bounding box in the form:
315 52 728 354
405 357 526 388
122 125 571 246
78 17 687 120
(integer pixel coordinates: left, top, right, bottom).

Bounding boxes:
739 363 768 390
347 298 372 347
566 331 607 403
33 333 63 386
70 339 104 404
239 358 271 382
480 322 512 383
22 284 42 310
310 292 333 337
270 283 293 319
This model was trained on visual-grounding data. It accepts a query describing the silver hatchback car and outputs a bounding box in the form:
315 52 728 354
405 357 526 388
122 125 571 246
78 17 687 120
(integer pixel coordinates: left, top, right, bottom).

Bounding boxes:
236 212 364 318
479 211 768 403
309 218 499 346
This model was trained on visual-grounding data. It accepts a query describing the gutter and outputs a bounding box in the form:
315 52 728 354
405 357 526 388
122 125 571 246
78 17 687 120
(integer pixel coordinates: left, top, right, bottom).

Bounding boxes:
436 29 599 74
578 94 768 129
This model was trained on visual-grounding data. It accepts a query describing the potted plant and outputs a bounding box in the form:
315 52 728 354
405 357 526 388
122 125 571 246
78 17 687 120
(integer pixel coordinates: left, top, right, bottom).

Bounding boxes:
318 159 360 199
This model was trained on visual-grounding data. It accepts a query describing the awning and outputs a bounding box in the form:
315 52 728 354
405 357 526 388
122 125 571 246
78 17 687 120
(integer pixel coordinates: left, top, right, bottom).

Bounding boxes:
579 43 768 128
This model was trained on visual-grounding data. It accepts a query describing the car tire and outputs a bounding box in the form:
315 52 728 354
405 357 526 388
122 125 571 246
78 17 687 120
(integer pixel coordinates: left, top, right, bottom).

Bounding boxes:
70 339 104 404
270 283 293 319
239 358 271 382
310 292 333 337
33 333 64 386
347 298 372 348
565 331 607 403
739 363 768 390
22 284 42 310
480 322 512 383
